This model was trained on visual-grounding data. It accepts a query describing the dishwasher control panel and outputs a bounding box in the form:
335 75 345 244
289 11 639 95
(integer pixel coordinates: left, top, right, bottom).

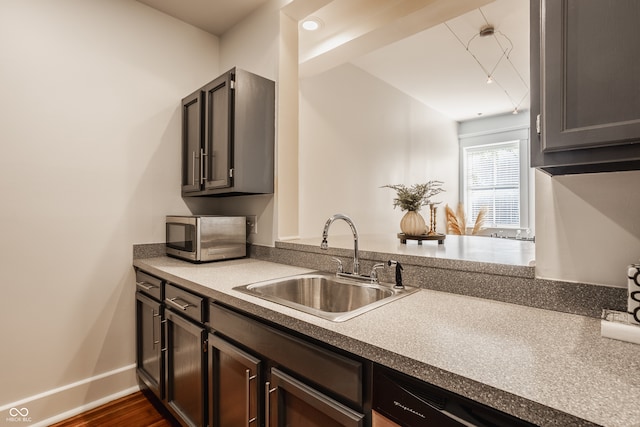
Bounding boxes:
372 365 536 427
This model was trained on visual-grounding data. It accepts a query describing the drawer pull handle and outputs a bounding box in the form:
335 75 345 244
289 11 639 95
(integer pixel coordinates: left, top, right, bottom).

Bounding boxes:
136 281 157 291
166 297 193 311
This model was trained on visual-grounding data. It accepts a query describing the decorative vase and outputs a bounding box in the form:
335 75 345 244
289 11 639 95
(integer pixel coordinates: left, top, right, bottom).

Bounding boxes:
400 210 426 236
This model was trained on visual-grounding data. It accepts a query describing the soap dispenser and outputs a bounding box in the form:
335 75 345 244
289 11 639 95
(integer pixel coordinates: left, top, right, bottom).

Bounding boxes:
387 260 404 289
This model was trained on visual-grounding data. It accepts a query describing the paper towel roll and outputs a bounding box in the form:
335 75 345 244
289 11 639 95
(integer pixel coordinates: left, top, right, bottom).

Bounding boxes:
628 264 640 325
601 310 640 345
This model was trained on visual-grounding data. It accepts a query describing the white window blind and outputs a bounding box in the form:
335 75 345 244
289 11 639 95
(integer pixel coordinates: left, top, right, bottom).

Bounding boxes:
463 141 520 227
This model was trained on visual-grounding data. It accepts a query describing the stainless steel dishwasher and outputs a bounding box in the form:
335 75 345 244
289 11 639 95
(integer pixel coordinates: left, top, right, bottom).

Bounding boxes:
372 365 537 427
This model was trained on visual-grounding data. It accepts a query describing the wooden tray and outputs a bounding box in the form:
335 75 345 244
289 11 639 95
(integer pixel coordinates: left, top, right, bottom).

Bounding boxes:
397 233 446 245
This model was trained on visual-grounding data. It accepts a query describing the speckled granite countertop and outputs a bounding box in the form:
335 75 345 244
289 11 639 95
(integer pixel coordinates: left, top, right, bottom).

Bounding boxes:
278 233 536 278
133 256 640 427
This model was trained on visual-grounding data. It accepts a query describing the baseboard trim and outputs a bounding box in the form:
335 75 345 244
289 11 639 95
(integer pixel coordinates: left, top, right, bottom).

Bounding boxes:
1 364 139 427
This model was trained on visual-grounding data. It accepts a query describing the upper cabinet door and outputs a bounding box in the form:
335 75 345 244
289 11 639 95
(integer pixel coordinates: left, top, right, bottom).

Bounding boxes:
181 90 203 193
531 0 640 174
542 0 640 151
203 72 233 191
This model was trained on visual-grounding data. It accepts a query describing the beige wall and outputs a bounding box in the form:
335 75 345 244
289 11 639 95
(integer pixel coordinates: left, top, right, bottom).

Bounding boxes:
298 64 460 237
185 0 297 245
0 0 218 422
535 170 640 288
2 0 638 423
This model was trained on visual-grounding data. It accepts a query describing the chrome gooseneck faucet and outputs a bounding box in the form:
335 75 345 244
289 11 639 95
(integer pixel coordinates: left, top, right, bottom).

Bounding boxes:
321 213 360 276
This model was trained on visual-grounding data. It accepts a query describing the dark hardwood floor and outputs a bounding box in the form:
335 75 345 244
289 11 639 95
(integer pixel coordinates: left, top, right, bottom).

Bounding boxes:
50 391 177 427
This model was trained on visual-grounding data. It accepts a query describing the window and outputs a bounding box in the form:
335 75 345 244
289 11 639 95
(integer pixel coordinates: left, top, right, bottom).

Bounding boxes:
458 112 531 231
463 141 521 228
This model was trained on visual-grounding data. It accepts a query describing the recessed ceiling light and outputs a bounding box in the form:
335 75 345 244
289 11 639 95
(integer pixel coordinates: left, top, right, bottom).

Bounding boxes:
301 17 323 31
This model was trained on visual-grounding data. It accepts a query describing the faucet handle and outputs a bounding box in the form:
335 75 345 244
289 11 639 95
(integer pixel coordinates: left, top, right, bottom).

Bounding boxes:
370 263 385 283
331 257 344 274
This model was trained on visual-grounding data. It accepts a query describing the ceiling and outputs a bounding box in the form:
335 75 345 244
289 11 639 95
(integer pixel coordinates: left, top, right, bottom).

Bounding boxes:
357 0 529 121
135 0 270 36
299 0 530 122
136 0 530 122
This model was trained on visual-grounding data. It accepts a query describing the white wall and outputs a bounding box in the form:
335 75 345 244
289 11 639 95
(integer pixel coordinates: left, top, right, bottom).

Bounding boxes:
535 170 640 287
299 64 459 238
185 0 291 245
0 0 218 422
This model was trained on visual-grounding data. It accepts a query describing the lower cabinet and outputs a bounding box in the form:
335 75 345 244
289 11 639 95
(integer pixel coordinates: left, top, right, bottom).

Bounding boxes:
267 367 364 427
136 292 163 399
136 268 368 427
165 309 207 427
208 333 261 427
209 302 367 427
135 270 164 400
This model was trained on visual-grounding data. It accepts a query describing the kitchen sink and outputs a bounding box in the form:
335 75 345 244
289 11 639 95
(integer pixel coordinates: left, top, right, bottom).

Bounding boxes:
233 272 419 322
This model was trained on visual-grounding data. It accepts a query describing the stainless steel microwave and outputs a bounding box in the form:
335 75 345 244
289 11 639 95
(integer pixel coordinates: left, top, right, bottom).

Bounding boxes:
166 215 246 263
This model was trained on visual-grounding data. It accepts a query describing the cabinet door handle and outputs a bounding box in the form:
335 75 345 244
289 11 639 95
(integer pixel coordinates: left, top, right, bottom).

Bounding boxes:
246 369 257 426
210 152 216 183
152 309 157 348
202 150 209 184
166 297 192 311
264 381 276 427
153 311 161 346
192 151 197 187
199 148 206 184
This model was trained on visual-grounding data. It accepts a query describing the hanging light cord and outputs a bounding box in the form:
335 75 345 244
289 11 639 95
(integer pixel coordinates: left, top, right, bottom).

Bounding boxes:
445 8 529 112
478 8 529 90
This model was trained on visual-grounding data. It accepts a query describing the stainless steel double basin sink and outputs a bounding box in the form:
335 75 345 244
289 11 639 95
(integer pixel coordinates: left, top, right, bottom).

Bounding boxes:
233 272 419 322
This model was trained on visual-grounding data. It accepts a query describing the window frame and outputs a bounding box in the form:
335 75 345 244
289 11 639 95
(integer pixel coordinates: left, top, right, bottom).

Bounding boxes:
458 117 531 231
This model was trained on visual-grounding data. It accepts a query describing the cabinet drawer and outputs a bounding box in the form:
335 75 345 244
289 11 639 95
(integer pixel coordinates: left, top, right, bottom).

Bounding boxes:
165 283 205 323
210 303 364 407
135 270 163 301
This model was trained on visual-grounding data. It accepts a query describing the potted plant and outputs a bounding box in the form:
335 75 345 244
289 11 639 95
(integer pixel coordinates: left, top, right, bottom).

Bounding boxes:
382 181 445 236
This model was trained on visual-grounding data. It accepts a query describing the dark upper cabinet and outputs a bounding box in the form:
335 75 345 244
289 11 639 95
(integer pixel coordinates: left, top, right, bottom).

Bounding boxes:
181 68 275 196
203 73 233 191
182 90 203 193
530 0 640 175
